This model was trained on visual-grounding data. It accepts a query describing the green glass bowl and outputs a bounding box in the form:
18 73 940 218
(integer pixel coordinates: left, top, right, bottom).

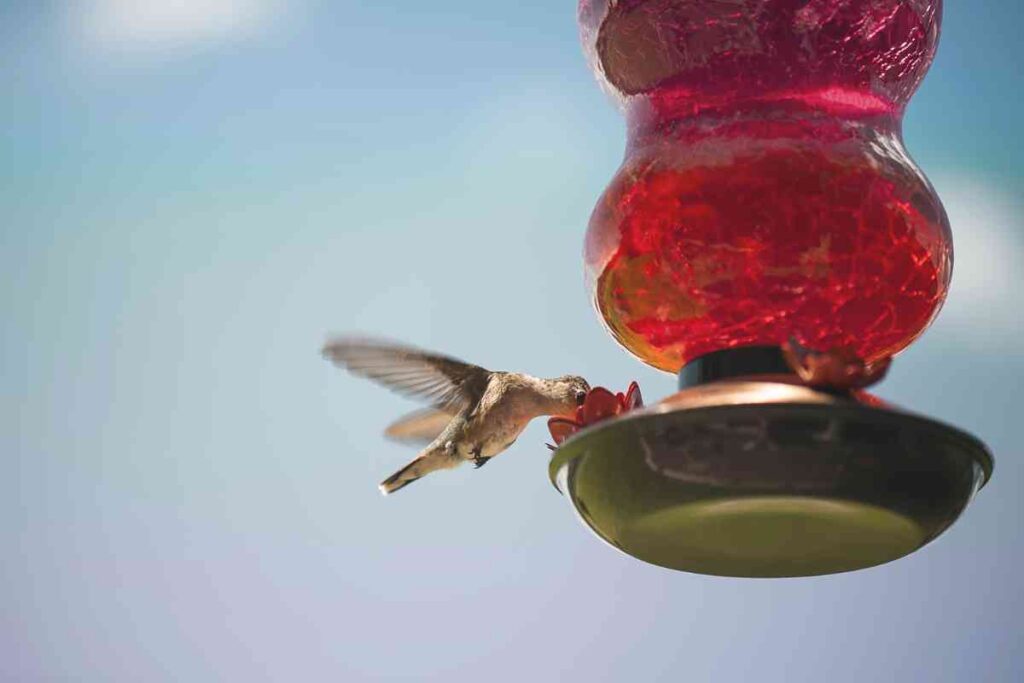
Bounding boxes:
549 380 992 577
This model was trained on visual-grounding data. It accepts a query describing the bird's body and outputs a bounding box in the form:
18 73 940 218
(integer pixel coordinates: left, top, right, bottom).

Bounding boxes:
322 339 590 494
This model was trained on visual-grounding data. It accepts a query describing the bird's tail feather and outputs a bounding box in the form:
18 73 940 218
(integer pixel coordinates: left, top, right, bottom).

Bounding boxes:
379 460 424 495
379 448 460 495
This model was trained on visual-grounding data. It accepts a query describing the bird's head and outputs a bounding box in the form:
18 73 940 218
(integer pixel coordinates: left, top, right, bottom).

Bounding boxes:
547 375 592 415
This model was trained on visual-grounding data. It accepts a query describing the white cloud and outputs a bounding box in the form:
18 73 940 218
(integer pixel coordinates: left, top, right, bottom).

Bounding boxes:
72 0 283 54
929 173 1024 351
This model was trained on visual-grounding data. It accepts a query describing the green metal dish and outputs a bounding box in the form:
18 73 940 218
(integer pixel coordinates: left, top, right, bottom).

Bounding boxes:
549 380 992 577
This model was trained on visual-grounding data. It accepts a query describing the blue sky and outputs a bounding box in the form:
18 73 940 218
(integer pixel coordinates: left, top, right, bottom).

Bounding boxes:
2 2 1022 681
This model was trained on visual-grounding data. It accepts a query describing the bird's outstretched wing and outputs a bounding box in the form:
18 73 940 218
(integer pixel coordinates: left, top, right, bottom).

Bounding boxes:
321 337 490 413
384 407 455 444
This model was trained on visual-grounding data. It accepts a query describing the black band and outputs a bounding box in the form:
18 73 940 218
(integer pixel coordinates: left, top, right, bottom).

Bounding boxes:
678 346 793 389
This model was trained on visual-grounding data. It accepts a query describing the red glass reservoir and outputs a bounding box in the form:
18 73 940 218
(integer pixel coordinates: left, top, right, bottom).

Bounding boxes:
582 0 951 372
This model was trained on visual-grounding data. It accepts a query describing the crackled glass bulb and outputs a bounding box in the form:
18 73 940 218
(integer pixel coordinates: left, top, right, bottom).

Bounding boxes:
582 0 951 372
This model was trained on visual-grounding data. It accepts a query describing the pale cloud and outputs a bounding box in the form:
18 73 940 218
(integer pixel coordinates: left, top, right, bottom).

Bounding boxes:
71 0 283 54
929 173 1023 351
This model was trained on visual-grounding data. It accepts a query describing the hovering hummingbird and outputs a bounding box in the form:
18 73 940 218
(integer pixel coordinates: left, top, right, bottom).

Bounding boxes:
322 338 591 495
782 337 892 390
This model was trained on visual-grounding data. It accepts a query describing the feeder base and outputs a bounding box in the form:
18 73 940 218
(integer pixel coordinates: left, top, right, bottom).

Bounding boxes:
549 348 992 578
622 496 923 577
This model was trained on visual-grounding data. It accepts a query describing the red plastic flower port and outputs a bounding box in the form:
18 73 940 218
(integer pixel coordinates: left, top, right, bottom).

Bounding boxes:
546 382 643 450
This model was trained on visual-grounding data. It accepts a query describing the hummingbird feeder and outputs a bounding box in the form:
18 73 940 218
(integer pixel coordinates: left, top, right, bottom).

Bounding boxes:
549 0 993 577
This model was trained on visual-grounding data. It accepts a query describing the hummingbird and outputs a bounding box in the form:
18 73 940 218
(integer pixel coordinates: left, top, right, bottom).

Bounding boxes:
782 337 892 390
321 337 591 495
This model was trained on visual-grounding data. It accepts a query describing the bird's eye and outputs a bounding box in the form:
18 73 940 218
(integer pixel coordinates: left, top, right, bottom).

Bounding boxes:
575 390 587 405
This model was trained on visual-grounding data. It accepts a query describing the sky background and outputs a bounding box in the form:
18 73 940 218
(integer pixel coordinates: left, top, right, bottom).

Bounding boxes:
2 1 1022 681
